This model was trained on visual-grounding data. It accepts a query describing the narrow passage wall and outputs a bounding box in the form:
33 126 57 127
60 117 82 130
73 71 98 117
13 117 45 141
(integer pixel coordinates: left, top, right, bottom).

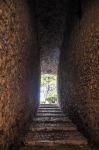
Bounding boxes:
58 0 99 146
0 0 40 149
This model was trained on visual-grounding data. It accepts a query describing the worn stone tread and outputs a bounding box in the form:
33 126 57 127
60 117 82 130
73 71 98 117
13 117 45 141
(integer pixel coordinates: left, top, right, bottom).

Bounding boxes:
20 145 90 150
33 116 71 122
32 120 72 124
38 108 61 111
25 139 88 146
26 131 87 141
31 122 76 128
30 127 77 132
37 111 63 113
36 114 66 117
39 105 59 108
21 104 91 150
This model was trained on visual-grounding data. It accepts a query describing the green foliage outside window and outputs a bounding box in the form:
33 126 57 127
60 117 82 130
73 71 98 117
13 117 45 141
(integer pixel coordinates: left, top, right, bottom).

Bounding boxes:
40 74 57 104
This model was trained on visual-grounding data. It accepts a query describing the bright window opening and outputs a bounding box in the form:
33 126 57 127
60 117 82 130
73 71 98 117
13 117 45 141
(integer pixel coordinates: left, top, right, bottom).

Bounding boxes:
40 73 58 104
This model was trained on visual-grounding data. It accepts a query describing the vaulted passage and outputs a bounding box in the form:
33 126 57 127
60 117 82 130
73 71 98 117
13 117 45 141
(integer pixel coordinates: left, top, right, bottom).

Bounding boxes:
0 0 99 150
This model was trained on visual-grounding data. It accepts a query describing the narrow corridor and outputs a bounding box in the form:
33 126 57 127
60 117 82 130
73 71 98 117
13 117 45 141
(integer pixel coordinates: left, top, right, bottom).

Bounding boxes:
0 0 99 149
20 104 91 150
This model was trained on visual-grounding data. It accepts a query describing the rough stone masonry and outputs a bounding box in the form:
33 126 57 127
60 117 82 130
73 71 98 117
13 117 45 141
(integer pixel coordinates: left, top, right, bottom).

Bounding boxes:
0 0 40 149
0 0 99 149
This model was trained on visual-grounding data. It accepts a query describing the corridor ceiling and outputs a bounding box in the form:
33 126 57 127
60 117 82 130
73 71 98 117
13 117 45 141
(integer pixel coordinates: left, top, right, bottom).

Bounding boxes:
37 0 67 74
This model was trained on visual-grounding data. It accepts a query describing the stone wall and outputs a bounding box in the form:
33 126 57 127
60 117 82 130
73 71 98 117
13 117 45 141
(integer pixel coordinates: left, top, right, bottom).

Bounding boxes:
58 0 99 146
0 0 40 149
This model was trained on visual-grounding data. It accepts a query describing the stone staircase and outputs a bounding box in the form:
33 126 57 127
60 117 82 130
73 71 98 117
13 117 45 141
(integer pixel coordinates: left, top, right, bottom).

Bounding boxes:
20 104 91 150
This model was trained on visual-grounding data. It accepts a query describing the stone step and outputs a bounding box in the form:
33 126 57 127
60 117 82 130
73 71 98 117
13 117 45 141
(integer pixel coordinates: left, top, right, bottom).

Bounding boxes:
25 131 88 145
21 106 91 150
25 140 88 147
38 108 61 111
30 127 77 132
37 110 62 113
36 113 66 117
39 104 59 108
32 119 72 123
31 122 76 128
20 145 90 150
26 130 87 140
39 107 59 109
33 116 71 122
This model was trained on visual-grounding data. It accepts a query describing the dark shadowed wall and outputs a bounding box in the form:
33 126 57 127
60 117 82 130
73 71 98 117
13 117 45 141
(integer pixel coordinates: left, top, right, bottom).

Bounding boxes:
58 0 99 146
